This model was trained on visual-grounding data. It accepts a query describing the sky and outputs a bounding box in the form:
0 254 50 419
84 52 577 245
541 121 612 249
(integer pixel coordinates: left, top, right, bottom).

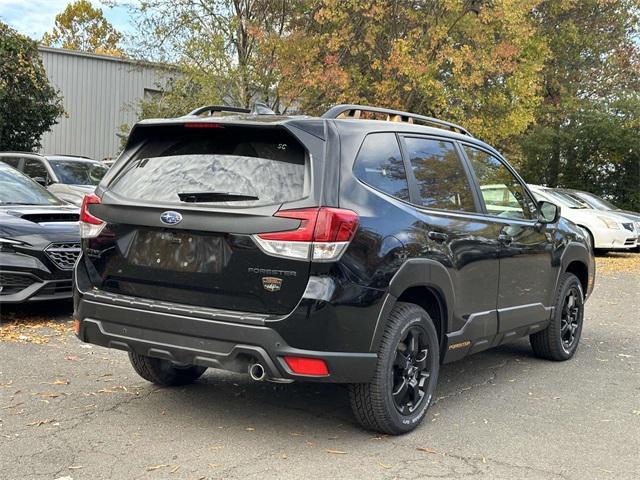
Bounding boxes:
0 0 134 41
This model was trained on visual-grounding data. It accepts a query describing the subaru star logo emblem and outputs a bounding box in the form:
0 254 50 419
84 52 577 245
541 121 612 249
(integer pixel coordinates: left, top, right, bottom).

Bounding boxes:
160 211 183 225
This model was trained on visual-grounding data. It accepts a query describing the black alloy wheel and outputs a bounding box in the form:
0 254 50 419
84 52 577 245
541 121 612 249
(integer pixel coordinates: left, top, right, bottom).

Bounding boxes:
392 326 431 415
349 302 439 434
530 272 584 361
560 286 581 352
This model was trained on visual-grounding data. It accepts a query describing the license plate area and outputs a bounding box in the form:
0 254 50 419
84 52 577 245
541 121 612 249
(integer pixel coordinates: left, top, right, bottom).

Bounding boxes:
127 229 231 273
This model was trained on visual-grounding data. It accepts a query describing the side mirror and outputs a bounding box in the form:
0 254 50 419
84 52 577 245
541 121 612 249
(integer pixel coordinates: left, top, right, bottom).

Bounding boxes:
33 176 48 186
537 200 560 224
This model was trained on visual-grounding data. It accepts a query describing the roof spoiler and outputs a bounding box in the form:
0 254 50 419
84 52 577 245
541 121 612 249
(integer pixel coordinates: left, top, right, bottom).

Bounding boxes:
185 102 276 117
322 104 472 137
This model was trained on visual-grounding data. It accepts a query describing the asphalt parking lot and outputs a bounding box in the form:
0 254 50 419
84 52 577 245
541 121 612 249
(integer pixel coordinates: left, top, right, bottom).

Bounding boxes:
1 254 638 480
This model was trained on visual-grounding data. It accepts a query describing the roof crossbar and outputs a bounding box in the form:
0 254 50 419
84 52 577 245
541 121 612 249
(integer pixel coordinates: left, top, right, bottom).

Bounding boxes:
321 104 472 137
186 105 251 117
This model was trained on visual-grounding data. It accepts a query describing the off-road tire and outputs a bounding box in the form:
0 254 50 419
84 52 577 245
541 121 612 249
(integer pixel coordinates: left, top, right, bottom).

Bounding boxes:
530 273 584 361
349 302 439 435
128 352 207 386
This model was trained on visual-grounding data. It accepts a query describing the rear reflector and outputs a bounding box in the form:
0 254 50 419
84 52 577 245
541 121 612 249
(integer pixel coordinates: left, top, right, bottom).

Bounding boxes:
283 356 329 376
253 207 358 262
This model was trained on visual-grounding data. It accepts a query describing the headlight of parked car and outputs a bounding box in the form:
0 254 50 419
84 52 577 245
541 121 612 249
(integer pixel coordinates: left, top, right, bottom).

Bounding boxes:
596 215 620 229
0 237 28 253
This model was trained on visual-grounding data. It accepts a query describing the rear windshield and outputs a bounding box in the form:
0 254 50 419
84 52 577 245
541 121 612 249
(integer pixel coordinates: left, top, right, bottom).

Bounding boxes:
110 126 309 207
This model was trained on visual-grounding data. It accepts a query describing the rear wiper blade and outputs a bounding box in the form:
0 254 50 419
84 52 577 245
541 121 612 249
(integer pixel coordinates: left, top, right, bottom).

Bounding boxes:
177 191 259 203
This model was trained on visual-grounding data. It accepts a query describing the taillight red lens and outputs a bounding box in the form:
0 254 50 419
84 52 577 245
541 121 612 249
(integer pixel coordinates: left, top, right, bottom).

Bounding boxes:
257 207 358 243
80 193 103 225
258 208 319 241
284 356 329 376
314 208 359 242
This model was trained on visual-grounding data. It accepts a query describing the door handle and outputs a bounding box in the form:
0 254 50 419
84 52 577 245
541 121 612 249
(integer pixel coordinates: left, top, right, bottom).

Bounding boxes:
428 231 448 243
498 234 512 245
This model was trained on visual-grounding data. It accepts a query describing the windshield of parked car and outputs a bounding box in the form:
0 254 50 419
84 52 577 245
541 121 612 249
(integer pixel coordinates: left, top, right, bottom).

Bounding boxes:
49 159 108 185
545 190 588 209
575 192 618 210
0 164 62 206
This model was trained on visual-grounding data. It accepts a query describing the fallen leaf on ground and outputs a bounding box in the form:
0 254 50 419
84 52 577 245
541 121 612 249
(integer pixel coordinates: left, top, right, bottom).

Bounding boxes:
27 418 56 427
417 447 438 454
326 449 347 454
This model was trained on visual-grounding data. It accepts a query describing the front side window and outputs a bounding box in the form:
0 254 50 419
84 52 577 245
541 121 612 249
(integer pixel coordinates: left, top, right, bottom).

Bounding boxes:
353 133 409 201
404 137 476 211
464 146 536 220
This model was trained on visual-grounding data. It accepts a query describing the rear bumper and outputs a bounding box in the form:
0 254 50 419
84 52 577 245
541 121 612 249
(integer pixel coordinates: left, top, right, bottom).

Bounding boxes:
75 291 377 383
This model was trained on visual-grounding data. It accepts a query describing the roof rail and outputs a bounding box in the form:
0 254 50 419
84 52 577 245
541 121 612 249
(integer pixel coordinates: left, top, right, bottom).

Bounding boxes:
322 104 472 137
186 105 251 117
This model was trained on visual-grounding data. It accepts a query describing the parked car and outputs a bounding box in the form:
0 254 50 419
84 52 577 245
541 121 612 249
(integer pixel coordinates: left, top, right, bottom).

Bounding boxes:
528 185 638 252
0 152 108 206
0 162 80 303
558 189 640 251
73 104 594 434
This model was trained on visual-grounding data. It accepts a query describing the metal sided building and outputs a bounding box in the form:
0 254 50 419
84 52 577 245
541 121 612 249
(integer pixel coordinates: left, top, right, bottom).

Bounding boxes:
38 46 176 161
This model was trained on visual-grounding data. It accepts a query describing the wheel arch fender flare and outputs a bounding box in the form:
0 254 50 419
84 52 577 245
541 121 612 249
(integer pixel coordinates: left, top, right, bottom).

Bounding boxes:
558 241 593 298
369 259 455 351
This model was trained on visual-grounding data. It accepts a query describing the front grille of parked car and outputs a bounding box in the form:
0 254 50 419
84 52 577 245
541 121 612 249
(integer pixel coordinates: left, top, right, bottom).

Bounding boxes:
0 272 35 295
45 243 81 270
622 223 634 232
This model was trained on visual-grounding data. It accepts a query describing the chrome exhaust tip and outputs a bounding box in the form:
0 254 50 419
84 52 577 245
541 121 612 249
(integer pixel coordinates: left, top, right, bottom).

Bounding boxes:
248 362 266 381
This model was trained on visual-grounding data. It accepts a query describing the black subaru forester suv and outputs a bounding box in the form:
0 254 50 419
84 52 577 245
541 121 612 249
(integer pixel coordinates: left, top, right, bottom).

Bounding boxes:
73 104 594 434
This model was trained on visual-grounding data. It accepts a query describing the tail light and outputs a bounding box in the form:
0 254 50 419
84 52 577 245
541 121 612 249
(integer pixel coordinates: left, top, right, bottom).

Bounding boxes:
253 207 359 261
79 193 106 238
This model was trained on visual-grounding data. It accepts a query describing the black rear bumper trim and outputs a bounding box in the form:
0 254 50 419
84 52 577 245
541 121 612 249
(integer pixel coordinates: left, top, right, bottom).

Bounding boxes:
76 297 377 383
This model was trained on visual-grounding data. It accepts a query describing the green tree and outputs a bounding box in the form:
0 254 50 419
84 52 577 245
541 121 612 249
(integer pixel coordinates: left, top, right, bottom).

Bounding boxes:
515 0 640 209
129 0 302 110
42 0 123 56
0 22 64 151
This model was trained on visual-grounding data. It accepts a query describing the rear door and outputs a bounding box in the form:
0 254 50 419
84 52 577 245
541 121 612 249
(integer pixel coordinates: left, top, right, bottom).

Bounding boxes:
83 123 323 315
399 135 501 350
461 144 557 331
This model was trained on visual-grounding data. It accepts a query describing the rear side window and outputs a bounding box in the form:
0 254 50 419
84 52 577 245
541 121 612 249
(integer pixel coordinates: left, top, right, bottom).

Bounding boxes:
110 127 308 207
404 137 476 212
0 157 20 168
23 159 49 180
353 133 409 201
